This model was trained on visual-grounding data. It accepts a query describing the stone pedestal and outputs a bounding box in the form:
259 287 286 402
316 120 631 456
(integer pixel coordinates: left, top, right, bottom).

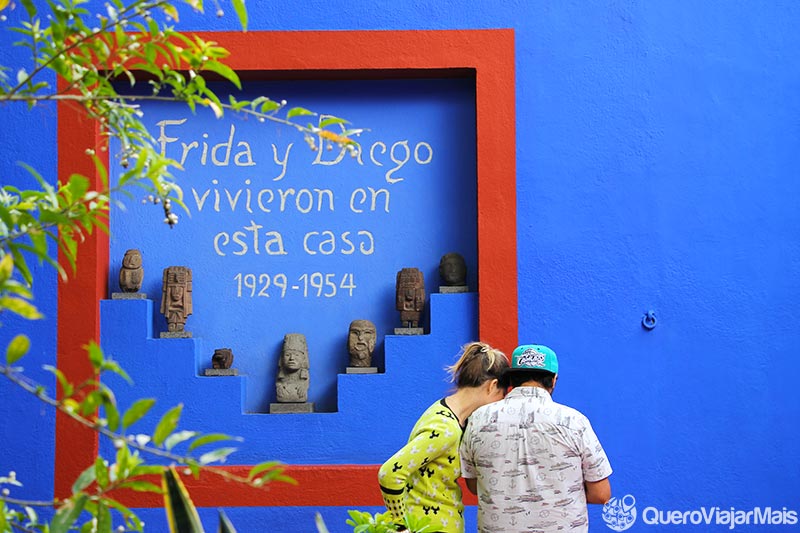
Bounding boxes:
160 331 193 338
203 369 239 376
269 402 315 414
439 285 469 294
111 292 147 300
394 327 424 335
346 367 378 374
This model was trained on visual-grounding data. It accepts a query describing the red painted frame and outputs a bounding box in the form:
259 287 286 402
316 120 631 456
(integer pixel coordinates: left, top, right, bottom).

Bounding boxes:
57 29 516 506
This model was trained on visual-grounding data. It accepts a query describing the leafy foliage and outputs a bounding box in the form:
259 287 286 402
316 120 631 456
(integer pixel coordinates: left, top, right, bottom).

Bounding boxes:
0 334 291 532
335 509 432 533
0 0 361 293
0 0 362 531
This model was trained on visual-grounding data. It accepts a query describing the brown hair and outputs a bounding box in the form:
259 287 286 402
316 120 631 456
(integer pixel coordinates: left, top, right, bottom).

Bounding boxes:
446 341 509 388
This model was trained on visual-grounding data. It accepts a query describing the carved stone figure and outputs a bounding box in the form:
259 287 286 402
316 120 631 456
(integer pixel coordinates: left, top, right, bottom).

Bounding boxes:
396 267 425 328
118 249 144 293
212 348 234 369
439 252 467 287
160 266 192 333
276 333 310 403
348 319 377 368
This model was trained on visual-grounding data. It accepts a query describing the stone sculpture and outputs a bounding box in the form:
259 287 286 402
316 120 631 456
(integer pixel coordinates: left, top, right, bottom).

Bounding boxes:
275 333 310 403
348 319 377 369
118 249 144 293
204 347 238 376
396 267 425 329
212 348 234 369
160 266 192 335
439 252 468 293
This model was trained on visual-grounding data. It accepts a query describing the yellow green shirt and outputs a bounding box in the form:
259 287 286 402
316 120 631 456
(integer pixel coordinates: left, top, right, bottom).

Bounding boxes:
379 399 465 533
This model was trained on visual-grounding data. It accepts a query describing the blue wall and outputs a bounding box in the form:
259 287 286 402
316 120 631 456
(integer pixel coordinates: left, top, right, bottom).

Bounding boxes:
2 1 799 532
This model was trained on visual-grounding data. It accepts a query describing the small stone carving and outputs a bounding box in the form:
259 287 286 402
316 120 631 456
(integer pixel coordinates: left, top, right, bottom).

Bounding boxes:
160 266 192 335
439 252 468 293
204 348 238 376
275 333 310 403
348 319 377 369
396 267 425 329
119 249 144 292
212 348 234 369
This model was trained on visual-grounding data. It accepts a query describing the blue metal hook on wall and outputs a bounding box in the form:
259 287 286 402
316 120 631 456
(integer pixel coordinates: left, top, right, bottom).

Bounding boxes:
642 310 657 330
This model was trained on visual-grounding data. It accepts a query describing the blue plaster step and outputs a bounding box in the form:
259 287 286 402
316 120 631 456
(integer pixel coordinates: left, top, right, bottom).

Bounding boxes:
99 292 477 464
337 293 477 414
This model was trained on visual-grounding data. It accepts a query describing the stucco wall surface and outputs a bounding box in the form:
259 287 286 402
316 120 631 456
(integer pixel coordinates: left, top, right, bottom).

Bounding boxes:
1 1 798 532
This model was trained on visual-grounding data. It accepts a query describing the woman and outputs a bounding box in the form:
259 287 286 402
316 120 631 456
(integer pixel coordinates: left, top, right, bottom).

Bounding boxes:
378 341 509 532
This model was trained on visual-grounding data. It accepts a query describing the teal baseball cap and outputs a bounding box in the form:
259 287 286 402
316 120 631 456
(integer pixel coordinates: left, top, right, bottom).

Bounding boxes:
507 344 559 375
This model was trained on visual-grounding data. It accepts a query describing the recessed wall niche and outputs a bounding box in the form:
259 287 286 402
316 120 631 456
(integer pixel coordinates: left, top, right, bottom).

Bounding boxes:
108 77 478 413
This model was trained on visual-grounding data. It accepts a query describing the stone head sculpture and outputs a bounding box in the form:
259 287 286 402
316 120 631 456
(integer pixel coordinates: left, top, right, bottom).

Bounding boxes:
212 348 234 369
396 267 425 328
276 333 310 403
119 249 144 293
348 319 377 367
439 252 467 286
160 266 193 332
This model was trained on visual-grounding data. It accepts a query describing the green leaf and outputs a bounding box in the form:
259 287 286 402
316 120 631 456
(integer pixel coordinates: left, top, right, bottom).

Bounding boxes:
118 480 163 493
96 502 112 533
131 464 165 477
5 334 30 365
50 493 89 533
86 341 104 371
0 254 13 285
0 502 8 531
186 460 200 478
102 497 144 531
231 0 248 31
0 280 33 299
65 175 90 202
19 0 36 18
152 404 184 446
164 430 197 451
163 467 204 533
115 439 132 479
0 296 42 320
198 447 237 465
162 3 180 21
71 464 96 494
95 457 110 489
247 461 283 481
218 509 238 533
286 107 315 119
0 205 14 234
16 241 63 277
104 400 120 432
43 365 74 397
188 433 240 452
79 389 104 416
251 96 279 113
315 513 331 533
203 61 241 89
15 68 27 86
100 358 133 385
319 116 349 128
9 247 32 285
122 398 156 430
